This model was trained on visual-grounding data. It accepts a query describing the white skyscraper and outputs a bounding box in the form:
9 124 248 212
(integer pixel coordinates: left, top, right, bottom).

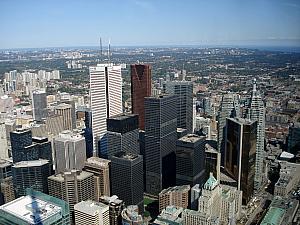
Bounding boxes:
247 79 265 190
53 130 86 173
89 64 122 155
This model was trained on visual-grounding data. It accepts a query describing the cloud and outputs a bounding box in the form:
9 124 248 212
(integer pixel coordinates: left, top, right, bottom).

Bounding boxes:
133 0 155 11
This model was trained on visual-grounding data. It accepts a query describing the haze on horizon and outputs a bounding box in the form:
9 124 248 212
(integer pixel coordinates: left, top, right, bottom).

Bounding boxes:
0 0 300 49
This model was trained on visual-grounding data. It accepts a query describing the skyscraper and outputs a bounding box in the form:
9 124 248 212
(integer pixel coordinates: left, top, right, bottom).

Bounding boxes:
165 81 193 133
144 95 178 196
247 79 265 190
90 64 122 155
54 103 74 131
12 159 51 197
84 157 111 200
225 117 257 203
102 113 139 159
121 205 145 225
99 195 125 225
32 90 48 122
175 134 206 187
53 130 86 173
0 160 15 205
74 200 110 225
287 123 300 155
217 93 240 161
159 185 190 213
110 152 144 213
48 170 94 215
131 64 151 130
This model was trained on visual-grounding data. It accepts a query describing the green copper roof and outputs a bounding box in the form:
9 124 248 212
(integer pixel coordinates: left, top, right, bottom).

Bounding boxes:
203 173 218 190
260 207 285 225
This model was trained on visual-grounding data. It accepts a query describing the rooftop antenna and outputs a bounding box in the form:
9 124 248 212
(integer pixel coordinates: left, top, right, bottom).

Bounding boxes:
100 37 103 58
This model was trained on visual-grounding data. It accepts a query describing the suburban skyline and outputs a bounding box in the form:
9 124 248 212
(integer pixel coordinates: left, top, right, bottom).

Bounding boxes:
0 0 300 49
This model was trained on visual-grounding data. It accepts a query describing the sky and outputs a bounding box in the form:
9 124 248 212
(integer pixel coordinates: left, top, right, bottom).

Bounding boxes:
0 0 300 49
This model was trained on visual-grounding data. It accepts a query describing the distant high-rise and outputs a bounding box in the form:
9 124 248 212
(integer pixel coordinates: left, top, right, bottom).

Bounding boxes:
102 113 139 159
83 157 111 200
54 103 74 131
0 189 70 225
12 159 51 197
165 81 193 133
225 117 257 204
74 200 110 225
111 152 144 214
90 64 122 155
175 134 206 187
159 185 190 213
32 90 48 122
247 79 265 190
131 64 151 130
53 130 86 173
48 170 94 215
217 93 240 161
205 143 221 182
144 95 178 196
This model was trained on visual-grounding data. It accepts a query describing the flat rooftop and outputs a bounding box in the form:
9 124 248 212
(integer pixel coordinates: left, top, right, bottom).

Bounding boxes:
227 117 255 125
13 159 49 168
108 113 138 121
178 134 205 143
74 200 108 215
0 195 62 224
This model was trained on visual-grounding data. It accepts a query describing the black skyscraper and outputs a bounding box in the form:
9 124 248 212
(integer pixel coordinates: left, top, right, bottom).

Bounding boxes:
110 152 144 214
144 95 177 196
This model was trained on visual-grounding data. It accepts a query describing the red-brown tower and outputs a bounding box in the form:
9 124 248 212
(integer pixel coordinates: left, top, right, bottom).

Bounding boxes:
131 64 152 130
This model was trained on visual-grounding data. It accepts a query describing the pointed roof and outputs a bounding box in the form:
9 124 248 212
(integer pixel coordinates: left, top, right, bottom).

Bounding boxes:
203 173 218 191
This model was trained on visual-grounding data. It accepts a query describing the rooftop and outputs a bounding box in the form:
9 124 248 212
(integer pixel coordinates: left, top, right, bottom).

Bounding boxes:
227 117 255 125
74 200 109 215
86 157 110 167
179 134 205 143
160 185 190 195
0 195 62 224
13 159 49 168
260 207 285 225
108 113 138 121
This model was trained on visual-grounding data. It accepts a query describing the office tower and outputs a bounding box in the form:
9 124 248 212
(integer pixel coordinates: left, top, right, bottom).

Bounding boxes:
32 90 48 122
12 159 51 197
165 81 193 133
99 195 125 225
154 206 184 225
247 79 265 190
217 93 240 159
84 157 111 200
45 115 64 136
74 200 110 225
0 189 70 225
102 113 139 158
10 129 53 164
60 100 76 129
175 134 206 187
131 64 152 130
205 143 221 182
10 129 32 163
54 103 74 131
159 185 190 213
0 160 15 205
48 170 94 215
121 205 145 225
177 128 188 139
144 95 177 196
190 184 201 210
0 121 8 160
89 64 122 155
287 123 300 155
203 97 212 116
225 117 257 204
111 152 144 213
53 130 86 173
84 110 94 158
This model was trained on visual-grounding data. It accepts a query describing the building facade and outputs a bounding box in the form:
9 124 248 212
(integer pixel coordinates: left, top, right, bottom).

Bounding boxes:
89 64 122 155
32 90 48 122
131 64 152 130
110 152 144 214
144 95 178 196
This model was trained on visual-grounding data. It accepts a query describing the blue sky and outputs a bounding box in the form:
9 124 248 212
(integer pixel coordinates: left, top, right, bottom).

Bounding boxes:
0 0 300 48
